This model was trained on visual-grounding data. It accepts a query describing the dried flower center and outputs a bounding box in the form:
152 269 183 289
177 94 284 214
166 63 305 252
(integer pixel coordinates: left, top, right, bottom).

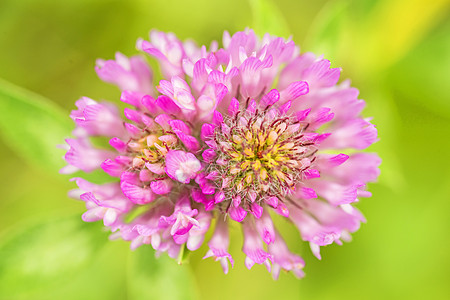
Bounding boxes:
213 109 317 206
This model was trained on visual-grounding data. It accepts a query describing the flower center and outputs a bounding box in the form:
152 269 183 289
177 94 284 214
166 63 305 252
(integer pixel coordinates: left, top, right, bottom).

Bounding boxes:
127 127 179 170
213 109 318 206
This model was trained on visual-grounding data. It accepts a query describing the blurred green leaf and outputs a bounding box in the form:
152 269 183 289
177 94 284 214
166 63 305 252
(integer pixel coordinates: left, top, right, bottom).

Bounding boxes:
356 0 450 71
0 216 107 298
42 242 129 300
388 18 450 118
303 0 349 58
0 78 72 173
127 246 199 300
249 0 290 37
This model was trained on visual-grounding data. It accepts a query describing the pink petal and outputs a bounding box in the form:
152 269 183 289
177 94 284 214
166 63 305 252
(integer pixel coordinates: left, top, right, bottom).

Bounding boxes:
165 150 202 183
228 206 247 222
150 179 173 194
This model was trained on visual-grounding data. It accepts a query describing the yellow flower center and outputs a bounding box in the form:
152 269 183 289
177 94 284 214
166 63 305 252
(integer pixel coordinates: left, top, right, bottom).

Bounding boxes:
212 110 317 205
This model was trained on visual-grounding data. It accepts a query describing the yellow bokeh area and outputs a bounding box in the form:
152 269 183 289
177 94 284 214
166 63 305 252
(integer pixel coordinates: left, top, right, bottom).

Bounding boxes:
0 0 449 299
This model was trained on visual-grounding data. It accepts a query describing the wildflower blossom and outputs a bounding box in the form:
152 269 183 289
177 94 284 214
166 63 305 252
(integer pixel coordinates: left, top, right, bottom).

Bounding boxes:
63 29 380 278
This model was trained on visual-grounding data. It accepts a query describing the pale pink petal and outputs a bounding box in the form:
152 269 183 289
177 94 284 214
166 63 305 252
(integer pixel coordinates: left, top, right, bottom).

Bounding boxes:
165 150 202 183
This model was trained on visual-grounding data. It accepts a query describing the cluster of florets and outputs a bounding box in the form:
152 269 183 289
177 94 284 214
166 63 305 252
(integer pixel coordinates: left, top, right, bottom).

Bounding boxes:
203 98 321 220
62 29 380 279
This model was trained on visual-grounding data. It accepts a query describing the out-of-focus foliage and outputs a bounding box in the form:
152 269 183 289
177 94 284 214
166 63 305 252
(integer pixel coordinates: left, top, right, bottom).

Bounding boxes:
0 217 107 299
0 79 72 173
249 0 291 37
0 0 449 299
127 246 199 300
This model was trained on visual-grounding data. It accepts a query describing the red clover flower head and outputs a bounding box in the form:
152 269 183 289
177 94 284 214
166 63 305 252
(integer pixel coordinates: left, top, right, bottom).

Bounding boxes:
62 29 380 279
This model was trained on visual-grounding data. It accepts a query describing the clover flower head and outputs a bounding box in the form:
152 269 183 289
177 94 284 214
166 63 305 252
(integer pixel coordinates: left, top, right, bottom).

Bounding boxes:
63 28 380 278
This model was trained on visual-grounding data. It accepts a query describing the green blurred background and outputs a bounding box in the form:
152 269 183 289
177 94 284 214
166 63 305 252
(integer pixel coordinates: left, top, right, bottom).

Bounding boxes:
0 0 449 299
